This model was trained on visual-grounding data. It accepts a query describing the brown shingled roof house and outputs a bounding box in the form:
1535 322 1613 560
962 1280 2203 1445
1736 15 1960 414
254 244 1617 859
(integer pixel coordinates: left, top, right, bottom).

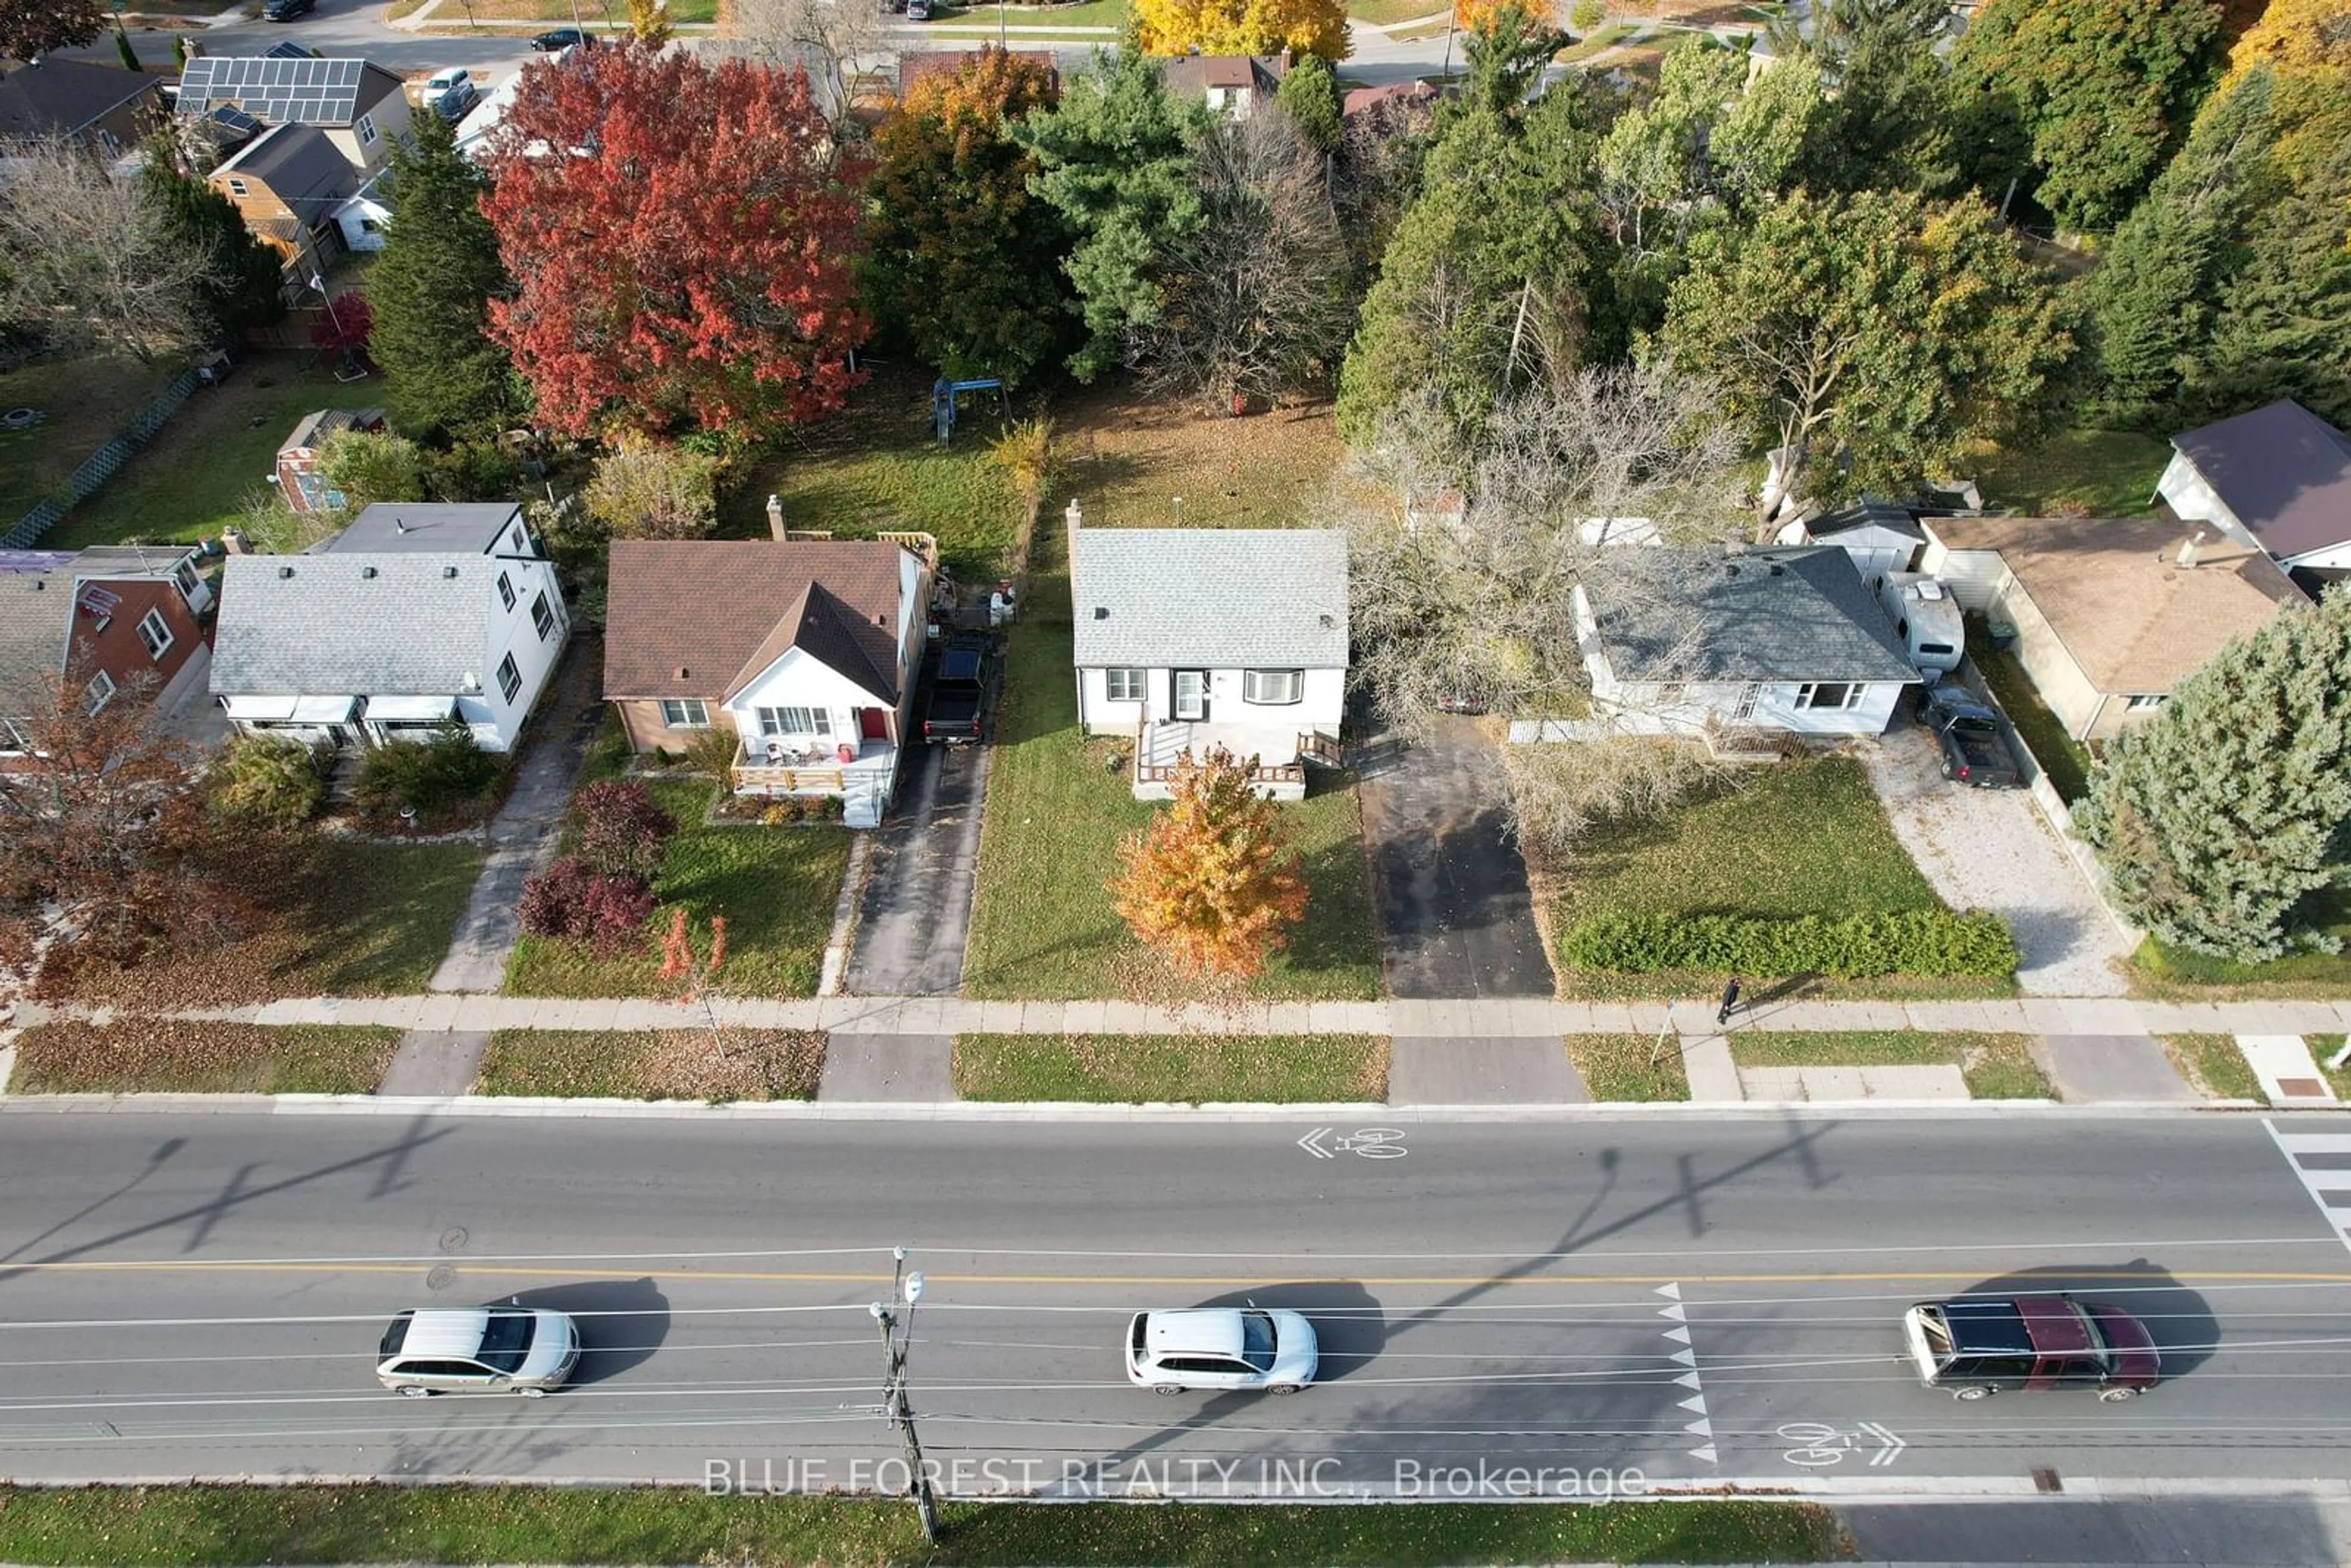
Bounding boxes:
602 539 932 827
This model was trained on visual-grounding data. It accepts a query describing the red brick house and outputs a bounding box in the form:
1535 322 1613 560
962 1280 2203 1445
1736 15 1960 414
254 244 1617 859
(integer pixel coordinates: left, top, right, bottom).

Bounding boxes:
0 547 215 768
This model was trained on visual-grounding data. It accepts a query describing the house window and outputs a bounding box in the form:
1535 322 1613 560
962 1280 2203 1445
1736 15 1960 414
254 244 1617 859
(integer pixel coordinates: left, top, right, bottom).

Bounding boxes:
1796 682 1863 711
511 525 527 552
531 593 554 640
2126 694 2168 711
173 560 200 599
0 717 31 753
1242 669 1303 706
756 706 831 738
136 607 173 660
360 218 381 234
357 113 378 146
1104 668 1144 702
660 699 709 729
84 670 116 714
497 571 514 611
495 653 521 703
227 177 248 197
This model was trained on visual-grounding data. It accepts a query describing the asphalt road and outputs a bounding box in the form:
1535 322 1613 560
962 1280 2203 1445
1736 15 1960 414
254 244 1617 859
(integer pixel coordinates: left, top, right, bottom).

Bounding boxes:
4 1109 2351 1497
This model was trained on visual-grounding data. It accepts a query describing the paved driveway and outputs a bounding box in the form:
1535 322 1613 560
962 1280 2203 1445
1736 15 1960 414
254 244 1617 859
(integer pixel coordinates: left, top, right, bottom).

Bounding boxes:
842 742 986 997
1355 716 1555 998
1860 724 2132 996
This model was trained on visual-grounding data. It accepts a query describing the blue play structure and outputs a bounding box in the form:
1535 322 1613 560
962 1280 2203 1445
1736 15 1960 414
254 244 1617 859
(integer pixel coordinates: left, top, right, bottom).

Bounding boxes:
932 377 1008 445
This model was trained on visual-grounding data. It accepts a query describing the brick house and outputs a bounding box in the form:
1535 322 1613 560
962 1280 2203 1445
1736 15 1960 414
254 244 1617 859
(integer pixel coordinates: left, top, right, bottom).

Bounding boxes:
0 546 216 770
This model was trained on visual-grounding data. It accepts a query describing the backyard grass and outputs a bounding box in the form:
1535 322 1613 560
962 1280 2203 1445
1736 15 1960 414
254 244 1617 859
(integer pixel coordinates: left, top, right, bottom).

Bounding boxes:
53 840 482 1009
954 1033 1386 1101
722 368 1024 580
2159 1033 2265 1103
0 353 184 525
39 355 392 552
1970 429 2170 518
1567 1033 1692 1101
474 1027 827 1100
9 1022 399 1094
1972 634 2094 804
1726 1030 2053 1099
962 530 1380 1001
504 781 848 998
0 1486 1839 1566
1055 384 1343 530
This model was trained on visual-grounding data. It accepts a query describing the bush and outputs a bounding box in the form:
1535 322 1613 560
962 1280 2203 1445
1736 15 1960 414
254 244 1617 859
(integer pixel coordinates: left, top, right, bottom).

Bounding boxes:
352 723 502 818
683 726 740 785
1558 909 2018 978
207 734 326 830
571 780 676 878
1569 0 1605 32
517 858 658 956
421 438 522 502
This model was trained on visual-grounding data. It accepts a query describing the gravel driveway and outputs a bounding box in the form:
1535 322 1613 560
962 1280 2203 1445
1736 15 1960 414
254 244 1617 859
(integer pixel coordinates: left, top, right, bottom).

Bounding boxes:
1860 725 2132 996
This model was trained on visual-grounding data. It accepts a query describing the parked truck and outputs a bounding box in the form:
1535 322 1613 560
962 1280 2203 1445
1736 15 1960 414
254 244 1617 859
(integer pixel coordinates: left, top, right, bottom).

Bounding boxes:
1918 682 2023 789
920 633 993 745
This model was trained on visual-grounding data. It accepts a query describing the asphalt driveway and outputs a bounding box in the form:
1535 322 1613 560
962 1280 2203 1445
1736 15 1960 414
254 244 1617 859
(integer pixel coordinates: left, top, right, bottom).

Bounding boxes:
1355 715 1555 998
1861 722 2132 996
842 741 986 996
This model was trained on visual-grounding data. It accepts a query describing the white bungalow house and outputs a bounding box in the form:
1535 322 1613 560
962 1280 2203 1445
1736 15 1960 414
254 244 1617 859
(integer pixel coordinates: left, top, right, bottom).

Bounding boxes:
210 502 568 752
1071 527 1347 801
2158 399 2351 585
1573 546 1919 741
602 539 930 829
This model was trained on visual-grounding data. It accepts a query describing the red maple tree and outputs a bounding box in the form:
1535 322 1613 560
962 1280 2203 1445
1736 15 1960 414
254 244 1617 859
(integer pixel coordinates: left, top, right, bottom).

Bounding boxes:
479 43 868 438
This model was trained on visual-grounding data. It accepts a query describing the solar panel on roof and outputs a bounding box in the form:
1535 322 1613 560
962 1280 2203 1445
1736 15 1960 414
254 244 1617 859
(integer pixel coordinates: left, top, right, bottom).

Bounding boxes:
174 54 370 124
263 40 312 58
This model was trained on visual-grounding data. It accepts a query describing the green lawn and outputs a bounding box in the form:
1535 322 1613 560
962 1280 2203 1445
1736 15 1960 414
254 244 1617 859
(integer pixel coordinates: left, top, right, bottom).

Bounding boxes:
1972 631 2094 803
0 1487 1838 1567
1971 429 2170 517
505 781 847 997
962 532 1380 1001
0 353 184 525
955 0 1129 25
1349 0 1443 23
1727 1030 2053 1099
2317 1038 2351 1100
1056 384 1342 530
954 1033 1386 1101
1568 1034 1692 1101
474 1027 827 1099
2159 1033 2264 1102
39 355 392 552
9 1022 399 1094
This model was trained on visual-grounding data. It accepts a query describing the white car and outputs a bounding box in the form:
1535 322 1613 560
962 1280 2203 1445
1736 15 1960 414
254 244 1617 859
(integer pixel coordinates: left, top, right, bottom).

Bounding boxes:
1125 1307 1317 1395
377 1306 579 1396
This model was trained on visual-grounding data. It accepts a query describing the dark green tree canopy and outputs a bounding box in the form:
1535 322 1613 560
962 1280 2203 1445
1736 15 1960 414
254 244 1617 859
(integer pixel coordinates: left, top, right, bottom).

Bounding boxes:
1765 0 1959 193
366 108 515 441
140 144 283 340
1273 50 1341 154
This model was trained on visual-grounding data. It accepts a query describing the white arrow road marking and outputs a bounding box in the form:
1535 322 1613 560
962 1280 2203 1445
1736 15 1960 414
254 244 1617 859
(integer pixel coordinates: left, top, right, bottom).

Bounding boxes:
1673 1371 1701 1390
1688 1444 1718 1465
1669 1348 1697 1365
1654 1282 1682 1300
1859 1421 1907 1467
1678 1394 1708 1414
1657 1279 1715 1465
1657 1300 1688 1322
1685 1417 1714 1437
1662 1325 1692 1344
1297 1127 1333 1158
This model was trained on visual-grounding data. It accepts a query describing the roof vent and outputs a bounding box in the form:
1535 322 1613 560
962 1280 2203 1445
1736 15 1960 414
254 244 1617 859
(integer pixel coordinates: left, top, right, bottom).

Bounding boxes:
675 666 689 680
442 565 459 578
361 565 378 579
1723 564 1739 578
278 565 294 579
874 613 887 626
1768 564 1785 576
392 517 409 535
1319 613 1334 629
1093 606 1110 620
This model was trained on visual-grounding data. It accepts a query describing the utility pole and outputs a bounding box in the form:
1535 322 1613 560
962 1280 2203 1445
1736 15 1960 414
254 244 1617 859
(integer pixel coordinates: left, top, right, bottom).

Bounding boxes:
871 1248 938 1544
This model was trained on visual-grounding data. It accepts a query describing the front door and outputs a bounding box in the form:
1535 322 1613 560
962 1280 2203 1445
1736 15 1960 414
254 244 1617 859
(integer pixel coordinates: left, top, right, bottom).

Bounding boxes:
859 707 887 740
1173 670 1209 721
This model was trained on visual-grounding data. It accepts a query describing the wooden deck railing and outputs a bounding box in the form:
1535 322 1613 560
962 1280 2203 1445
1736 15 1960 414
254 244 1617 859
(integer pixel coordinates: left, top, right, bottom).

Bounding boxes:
732 763 847 792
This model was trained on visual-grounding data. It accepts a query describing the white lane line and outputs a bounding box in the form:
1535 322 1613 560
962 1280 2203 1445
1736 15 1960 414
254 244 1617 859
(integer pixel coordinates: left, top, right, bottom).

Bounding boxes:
2261 1119 2351 1256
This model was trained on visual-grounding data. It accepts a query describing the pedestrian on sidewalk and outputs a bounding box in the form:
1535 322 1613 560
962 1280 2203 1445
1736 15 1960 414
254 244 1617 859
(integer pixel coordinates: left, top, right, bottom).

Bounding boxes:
1716 977 1742 1029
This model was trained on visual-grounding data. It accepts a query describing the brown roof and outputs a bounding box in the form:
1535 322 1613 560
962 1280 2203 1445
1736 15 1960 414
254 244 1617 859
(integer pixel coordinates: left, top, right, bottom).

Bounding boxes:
603 540 911 705
1927 514 2308 693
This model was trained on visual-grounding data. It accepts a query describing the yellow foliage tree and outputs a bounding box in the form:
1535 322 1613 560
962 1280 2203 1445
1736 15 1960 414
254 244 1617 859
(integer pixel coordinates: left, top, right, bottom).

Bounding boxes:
1452 0 1513 33
1109 747 1309 980
2221 0 2351 182
629 0 673 45
1133 0 1349 64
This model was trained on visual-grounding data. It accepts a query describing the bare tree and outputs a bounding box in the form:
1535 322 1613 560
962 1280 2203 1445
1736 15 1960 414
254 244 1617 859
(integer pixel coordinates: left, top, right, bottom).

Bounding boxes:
1501 731 1728 868
0 143 218 366
1129 106 1352 411
722 0 891 135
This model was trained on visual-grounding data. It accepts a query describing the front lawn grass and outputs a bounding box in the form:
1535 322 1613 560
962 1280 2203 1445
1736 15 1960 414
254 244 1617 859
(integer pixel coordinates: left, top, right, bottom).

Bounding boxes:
2158 1033 2265 1102
1971 633 2094 803
504 782 847 998
958 0 1128 25
53 840 482 1009
954 1032 1386 1101
1568 1033 1692 1101
0 1486 1839 1566
9 1022 399 1094
1349 0 1442 22
474 1027 826 1100
1726 1030 2052 1098
962 535 1379 1001
41 356 396 552
1971 429 2170 518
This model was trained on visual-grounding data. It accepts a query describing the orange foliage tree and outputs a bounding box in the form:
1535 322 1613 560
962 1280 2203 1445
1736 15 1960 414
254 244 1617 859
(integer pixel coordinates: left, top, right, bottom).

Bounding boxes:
1109 747 1308 980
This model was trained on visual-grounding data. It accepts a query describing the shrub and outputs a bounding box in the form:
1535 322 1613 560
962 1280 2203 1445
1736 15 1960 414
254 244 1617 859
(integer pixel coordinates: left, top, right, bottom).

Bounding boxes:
206 734 326 831
353 724 502 818
518 857 658 956
683 726 740 786
1569 0 1605 32
1558 909 2017 978
570 780 676 878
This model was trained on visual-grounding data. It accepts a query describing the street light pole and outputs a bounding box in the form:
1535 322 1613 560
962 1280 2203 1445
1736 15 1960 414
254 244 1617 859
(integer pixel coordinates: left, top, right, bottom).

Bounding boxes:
871 1249 938 1544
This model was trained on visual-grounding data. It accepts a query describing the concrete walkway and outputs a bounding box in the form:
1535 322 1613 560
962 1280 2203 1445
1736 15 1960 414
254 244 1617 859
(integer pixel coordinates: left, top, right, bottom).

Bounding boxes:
376 1029 489 1096
1387 1037 1587 1103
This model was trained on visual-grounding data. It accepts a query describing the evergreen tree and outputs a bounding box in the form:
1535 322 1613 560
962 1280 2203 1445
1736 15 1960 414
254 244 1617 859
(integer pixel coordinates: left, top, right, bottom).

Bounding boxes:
2188 133 2351 427
1274 50 1341 154
2077 590 2351 964
140 146 283 340
1766 0 1958 193
369 109 514 441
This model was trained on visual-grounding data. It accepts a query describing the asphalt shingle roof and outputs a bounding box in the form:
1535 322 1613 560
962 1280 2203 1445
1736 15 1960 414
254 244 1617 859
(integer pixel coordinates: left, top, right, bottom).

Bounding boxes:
1588 546 1917 684
0 59 158 143
1070 528 1348 669
211 553 495 696
214 122 353 214
1810 500 1925 543
602 541 910 704
2171 399 2351 561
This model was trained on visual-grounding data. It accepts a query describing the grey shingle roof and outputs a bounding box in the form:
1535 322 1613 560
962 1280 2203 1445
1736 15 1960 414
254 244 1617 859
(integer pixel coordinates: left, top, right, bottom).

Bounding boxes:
2172 399 2351 560
1589 546 1917 684
1070 528 1348 669
211 553 495 696
215 122 353 213
0 576 66 710
322 502 524 556
1810 500 1924 543
0 59 159 143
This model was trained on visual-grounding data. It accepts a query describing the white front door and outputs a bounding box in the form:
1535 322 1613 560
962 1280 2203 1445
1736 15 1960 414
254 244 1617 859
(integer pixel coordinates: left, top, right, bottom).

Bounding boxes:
1172 670 1208 721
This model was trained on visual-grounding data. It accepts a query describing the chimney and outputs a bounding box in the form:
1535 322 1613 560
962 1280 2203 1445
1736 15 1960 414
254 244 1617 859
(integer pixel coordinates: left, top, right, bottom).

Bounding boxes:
766 493 786 542
2178 528 2208 569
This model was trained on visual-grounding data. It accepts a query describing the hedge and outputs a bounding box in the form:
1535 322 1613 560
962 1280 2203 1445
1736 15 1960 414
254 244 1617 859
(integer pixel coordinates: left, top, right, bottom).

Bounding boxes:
1559 909 2017 978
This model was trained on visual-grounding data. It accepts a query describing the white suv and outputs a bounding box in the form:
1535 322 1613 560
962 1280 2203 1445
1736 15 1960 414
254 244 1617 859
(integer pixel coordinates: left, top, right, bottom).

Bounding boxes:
1125 1307 1317 1395
377 1306 579 1397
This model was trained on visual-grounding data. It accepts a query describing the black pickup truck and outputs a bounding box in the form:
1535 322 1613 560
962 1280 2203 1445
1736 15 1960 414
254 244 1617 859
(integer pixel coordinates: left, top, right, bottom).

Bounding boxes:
921 634 993 745
1919 682 2023 789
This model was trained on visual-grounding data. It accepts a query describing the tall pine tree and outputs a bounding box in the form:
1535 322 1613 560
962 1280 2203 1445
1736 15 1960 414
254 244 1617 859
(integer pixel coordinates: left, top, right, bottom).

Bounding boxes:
369 109 514 441
140 145 283 341
2078 590 2351 964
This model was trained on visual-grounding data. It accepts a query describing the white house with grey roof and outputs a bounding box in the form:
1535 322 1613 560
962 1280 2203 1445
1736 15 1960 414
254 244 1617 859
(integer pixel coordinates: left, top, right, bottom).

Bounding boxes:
210 502 567 753
1070 526 1347 801
1573 546 1918 741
